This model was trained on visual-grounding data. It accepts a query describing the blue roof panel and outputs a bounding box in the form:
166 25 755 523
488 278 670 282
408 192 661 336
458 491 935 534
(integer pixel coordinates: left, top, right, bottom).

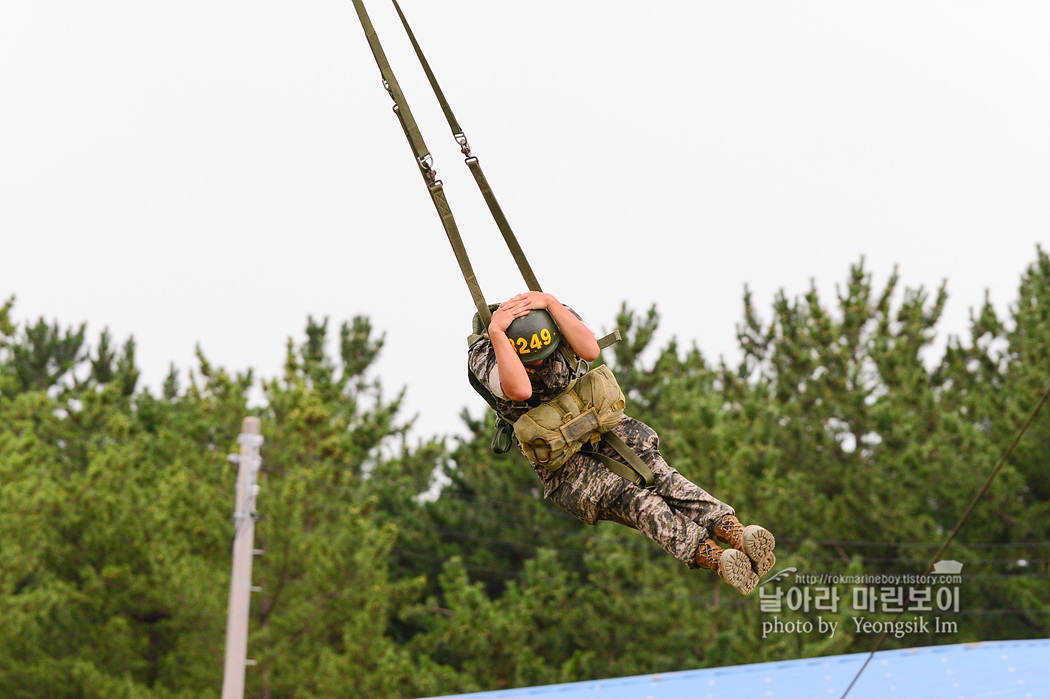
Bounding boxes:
419 639 1049 699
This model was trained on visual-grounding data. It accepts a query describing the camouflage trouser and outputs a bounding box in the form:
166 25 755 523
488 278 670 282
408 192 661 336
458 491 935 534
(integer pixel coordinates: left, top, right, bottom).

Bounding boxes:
547 450 733 569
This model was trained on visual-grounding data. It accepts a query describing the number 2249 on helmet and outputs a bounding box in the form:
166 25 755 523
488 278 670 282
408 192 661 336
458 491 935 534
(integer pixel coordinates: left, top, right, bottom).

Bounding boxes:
505 310 561 362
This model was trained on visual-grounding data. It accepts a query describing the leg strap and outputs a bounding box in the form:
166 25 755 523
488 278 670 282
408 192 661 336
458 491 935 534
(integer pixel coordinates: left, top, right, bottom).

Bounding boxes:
587 432 655 489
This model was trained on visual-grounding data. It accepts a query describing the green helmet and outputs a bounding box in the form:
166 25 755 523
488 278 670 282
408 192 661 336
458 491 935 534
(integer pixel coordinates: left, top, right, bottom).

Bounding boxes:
506 309 561 363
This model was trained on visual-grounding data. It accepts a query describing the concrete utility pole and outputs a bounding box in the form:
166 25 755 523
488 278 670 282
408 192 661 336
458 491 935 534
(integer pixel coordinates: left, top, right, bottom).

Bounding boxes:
221 417 264 699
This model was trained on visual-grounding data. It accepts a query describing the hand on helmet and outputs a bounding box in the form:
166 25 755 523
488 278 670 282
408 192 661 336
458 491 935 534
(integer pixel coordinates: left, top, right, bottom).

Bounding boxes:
490 292 553 333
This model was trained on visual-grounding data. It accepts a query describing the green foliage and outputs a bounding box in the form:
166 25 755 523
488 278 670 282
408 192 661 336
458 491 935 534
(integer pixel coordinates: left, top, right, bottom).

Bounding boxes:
1 250 1048 698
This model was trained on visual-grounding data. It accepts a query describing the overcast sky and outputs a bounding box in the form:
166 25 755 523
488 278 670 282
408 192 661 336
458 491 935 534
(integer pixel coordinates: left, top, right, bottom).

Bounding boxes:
2 0 1047 442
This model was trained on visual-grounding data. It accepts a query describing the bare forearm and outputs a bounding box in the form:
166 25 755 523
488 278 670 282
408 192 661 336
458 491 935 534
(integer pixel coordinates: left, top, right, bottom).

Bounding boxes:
489 327 532 400
545 299 599 361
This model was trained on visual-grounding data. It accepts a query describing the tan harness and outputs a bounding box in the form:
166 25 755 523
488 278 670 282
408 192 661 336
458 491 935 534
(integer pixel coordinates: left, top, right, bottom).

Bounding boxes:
515 366 654 488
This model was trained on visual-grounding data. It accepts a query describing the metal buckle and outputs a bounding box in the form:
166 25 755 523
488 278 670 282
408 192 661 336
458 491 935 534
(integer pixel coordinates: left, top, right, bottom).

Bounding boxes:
454 133 472 158
531 437 552 465
418 155 441 187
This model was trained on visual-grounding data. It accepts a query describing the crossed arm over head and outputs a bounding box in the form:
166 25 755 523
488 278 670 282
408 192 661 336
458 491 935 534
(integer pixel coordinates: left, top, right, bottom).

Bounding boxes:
488 292 600 401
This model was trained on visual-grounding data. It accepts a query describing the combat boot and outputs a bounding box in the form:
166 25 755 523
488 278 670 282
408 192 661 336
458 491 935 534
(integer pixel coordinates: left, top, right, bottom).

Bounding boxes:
696 539 759 595
714 514 776 578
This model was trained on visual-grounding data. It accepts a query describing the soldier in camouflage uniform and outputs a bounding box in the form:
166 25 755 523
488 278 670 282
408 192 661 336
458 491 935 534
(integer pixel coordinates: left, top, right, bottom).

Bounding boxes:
468 291 776 595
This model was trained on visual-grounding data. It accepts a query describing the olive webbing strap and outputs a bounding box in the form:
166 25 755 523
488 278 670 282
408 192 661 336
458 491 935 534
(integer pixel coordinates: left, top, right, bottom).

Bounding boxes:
352 0 428 167
598 329 622 350
464 159 542 293
390 0 462 136
352 0 492 327
429 181 491 326
390 0 543 294
594 432 655 489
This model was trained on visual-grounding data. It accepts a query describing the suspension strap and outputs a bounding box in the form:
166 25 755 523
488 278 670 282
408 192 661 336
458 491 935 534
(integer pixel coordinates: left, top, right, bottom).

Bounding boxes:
351 0 492 326
391 0 543 293
355 0 622 353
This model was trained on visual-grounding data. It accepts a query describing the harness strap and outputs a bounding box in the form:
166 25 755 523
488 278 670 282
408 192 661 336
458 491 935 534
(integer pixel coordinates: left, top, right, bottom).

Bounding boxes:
428 178 491 326
391 0 543 294
356 0 626 346
585 432 655 489
354 1 628 459
352 0 492 327
352 1 427 162
597 329 622 350
387 0 462 135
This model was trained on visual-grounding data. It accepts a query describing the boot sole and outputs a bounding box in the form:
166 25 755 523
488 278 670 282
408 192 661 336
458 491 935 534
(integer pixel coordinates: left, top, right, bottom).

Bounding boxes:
754 552 776 577
743 525 776 570
720 549 759 595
